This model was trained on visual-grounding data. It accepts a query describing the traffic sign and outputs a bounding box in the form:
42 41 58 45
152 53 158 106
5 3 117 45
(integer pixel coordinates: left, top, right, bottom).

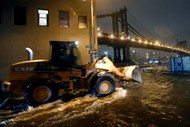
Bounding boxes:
86 45 92 48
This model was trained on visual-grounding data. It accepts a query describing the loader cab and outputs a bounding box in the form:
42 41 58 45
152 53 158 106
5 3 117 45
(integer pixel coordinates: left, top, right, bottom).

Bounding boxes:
50 41 83 70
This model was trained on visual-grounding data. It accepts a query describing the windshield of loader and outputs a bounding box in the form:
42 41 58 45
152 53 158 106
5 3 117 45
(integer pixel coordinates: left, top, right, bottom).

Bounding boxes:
71 45 83 67
50 41 83 69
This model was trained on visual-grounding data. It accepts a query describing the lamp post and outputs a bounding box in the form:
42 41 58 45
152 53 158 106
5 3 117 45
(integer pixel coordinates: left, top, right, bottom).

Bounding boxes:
90 0 94 48
82 0 97 63
90 0 98 62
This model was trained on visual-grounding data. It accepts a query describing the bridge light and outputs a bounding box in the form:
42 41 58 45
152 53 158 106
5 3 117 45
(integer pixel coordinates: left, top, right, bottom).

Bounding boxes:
132 38 135 41
144 40 148 44
120 36 125 40
155 41 160 45
110 34 114 39
138 39 142 43
154 41 160 46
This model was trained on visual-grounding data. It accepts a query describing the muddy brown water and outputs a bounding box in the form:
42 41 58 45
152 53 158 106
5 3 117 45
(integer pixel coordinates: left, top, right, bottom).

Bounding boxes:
0 72 190 127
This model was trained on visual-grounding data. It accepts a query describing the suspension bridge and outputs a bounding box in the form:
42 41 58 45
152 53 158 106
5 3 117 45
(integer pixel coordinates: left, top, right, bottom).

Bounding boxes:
96 7 190 64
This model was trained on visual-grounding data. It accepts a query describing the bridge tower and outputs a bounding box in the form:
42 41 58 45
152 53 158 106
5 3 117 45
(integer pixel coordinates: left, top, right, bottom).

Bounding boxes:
111 6 130 63
97 6 146 65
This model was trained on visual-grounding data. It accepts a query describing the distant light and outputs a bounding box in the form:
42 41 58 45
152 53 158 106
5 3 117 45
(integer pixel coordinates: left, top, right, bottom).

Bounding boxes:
132 38 135 41
132 50 135 53
98 32 102 37
104 51 108 56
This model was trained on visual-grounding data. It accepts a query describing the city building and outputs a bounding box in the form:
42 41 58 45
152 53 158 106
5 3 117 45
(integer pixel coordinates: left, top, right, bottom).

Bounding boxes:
0 0 97 80
146 51 158 64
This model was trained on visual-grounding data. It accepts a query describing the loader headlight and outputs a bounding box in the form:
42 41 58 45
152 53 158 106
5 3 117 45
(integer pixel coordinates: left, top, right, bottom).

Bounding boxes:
75 41 79 47
1 81 11 92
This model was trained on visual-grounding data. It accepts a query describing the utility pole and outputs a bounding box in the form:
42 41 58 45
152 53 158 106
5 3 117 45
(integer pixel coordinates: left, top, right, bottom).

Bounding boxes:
89 0 98 63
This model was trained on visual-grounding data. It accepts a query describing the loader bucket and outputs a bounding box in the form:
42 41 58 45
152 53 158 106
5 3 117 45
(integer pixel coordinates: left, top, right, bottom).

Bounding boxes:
94 57 142 83
122 66 142 83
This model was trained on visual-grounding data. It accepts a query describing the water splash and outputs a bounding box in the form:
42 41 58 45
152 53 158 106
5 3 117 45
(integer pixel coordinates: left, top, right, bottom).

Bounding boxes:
1 88 127 126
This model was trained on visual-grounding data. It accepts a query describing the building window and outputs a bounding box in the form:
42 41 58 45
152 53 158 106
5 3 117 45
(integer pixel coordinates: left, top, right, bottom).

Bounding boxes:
38 9 49 26
59 11 69 27
14 6 26 25
78 15 87 28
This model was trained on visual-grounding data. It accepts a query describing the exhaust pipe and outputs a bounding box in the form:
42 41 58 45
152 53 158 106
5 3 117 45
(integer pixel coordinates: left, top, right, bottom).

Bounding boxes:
25 47 33 60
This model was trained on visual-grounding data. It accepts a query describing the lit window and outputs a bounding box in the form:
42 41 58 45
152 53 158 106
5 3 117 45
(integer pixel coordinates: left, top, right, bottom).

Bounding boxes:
59 11 69 27
78 15 87 28
14 6 26 25
38 9 48 26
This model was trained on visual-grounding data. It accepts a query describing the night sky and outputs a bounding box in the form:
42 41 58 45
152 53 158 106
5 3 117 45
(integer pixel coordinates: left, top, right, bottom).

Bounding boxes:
96 0 190 49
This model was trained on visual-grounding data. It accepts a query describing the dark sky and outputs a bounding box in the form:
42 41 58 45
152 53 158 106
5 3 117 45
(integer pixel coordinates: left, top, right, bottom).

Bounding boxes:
96 0 190 48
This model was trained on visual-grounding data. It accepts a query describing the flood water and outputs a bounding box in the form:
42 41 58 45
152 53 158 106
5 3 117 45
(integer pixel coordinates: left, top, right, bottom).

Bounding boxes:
0 72 190 127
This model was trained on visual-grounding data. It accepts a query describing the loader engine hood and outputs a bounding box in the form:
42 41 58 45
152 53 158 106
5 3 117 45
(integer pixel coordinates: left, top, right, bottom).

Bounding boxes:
10 59 49 72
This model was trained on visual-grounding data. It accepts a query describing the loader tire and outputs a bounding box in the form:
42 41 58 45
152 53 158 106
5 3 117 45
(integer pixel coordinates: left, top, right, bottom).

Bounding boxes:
24 80 58 106
91 76 115 97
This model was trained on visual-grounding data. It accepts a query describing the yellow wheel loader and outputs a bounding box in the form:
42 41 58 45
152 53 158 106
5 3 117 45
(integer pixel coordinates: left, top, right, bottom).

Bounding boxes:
1 41 142 106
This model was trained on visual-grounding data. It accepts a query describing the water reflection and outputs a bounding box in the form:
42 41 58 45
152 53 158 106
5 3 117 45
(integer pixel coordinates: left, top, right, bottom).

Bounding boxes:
0 73 190 127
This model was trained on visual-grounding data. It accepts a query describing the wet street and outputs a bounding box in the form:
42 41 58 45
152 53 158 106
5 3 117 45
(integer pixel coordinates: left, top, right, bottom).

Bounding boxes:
0 72 190 127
